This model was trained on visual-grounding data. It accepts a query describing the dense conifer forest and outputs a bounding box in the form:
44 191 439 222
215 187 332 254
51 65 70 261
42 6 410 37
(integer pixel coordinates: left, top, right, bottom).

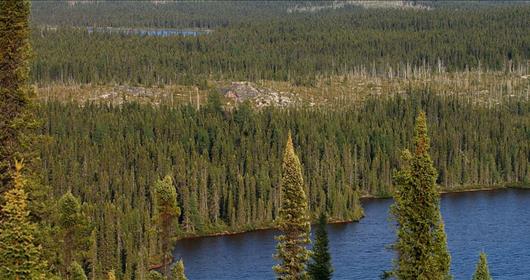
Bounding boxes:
30 3 530 85
30 1 290 29
36 91 529 278
0 1 529 279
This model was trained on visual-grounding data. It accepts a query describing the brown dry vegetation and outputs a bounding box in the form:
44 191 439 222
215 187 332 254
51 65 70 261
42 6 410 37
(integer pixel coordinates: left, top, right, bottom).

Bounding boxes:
36 68 530 108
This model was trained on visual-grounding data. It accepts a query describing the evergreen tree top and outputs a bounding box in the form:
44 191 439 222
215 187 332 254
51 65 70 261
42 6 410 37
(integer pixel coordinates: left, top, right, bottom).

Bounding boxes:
172 259 188 280
2 160 31 230
58 190 82 228
154 175 180 218
274 130 311 279
0 160 47 279
284 132 298 167
414 111 430 155
391 112 451 280
472 252 493 280
278 131 308 226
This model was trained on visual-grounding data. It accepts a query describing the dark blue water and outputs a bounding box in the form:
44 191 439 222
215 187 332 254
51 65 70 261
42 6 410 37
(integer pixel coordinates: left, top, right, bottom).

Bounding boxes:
173 188 530 279
87 27 210 37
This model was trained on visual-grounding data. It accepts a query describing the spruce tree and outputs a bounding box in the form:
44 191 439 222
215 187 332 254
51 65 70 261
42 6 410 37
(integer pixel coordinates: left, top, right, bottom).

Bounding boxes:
472 252 492 280
390 111 451 279
70 261 88 280
0 0 37 194
153 175 181 277
273 132 311 280
171 259 188 280
1 0 50 231
0 161 46 279
307 213 333 280
58 191 82 273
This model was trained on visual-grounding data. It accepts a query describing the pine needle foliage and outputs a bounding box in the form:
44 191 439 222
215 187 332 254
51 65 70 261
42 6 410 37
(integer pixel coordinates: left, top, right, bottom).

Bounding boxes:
307 213 333 280
273 132 311 280
172 259 188 280
390 112 451 280
0 161 47 279
0 0 39 195
58 191 82 268
153 175 181 277
472 252 492 280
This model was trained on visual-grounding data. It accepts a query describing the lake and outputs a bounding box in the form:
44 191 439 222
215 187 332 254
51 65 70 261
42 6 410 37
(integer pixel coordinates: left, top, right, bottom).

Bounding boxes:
172 188 530 279
86 27 211 37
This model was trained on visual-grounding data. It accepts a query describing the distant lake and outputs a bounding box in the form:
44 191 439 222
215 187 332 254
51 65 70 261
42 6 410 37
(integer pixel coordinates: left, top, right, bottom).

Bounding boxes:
172 188 530 279
86 27 211 37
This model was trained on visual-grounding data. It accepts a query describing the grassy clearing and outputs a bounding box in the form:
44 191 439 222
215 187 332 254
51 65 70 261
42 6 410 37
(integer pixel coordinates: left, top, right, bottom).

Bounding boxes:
36 69 530 108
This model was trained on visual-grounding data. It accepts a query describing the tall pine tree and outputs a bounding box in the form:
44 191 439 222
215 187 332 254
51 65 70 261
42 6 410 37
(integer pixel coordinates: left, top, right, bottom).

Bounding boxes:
0 0 37 194
0 160 46 279
58 191 83 274
153 175 181 277
307 213 333 280
273 132 311 280
1 0 50 236
390 111 451 279
472 252 492 280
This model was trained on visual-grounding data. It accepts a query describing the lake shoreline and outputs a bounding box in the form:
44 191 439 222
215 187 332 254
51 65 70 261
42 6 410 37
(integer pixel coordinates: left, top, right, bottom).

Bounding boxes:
176 184 528 241
174 187 530 279
177 215 364 241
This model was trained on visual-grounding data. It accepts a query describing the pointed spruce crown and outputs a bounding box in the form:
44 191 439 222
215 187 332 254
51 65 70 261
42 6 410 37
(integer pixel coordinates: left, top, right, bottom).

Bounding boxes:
414 111 430 155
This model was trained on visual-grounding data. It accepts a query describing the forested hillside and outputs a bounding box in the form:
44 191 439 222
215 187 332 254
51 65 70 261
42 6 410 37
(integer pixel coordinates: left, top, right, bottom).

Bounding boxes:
38 91 529 278
0 1 525 279
31 1 290 29
31 4 530 85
